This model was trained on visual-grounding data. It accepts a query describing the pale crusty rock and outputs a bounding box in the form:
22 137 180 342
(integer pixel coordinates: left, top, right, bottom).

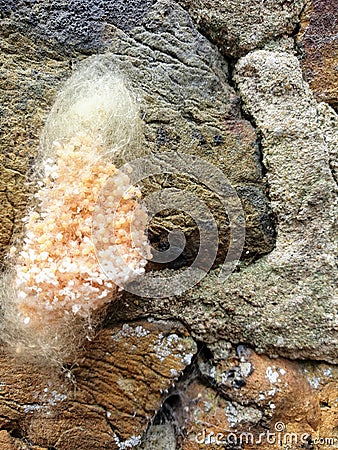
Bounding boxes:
232 50 337 358
0 320 196 449
176 0 306 57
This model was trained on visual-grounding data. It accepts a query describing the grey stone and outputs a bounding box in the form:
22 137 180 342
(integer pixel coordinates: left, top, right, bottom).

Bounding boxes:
176 0 306 57
2 0 336 363
118 49 338 364
0 0 16 17
6 0 155 52
104 0 275 261
137 424 176 450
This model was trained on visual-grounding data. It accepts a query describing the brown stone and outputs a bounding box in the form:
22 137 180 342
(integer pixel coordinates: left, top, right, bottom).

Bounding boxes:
0 320 196 449
180 349 338 450
0 31 71 264
0 431 16 450
302 363 338 449
298 0 338 109
0 430 37 450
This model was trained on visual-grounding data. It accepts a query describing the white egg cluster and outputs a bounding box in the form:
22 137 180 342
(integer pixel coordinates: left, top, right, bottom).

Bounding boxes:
12 132 150 328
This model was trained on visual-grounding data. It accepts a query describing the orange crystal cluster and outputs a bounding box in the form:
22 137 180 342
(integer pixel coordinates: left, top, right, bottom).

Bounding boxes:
12 133 150 327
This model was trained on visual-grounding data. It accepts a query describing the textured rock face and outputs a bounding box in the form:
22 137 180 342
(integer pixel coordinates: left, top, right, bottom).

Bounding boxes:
0 0 275 265
105 1 276 264
176 0 306 57
0 0 337 449
0 0 156 49
0 320 196 449
298 0 338 109
120 47 337 363
140 344 338 449
0 33 70 265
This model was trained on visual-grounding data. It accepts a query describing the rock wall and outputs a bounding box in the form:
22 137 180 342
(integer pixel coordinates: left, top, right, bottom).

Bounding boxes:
0 0 337 449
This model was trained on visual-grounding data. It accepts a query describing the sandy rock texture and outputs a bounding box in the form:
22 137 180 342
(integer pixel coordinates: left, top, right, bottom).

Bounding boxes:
0 32 70 264
0 0 337 448
176 0 306 57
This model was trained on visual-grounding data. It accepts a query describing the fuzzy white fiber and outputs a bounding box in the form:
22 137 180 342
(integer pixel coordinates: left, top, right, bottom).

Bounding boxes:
0 55 150 365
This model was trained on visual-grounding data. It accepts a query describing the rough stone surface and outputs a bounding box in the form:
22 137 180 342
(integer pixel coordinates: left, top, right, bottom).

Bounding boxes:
119 49 337 364
95 0 276 264
176 0 306 57
0 0 337 448
138 424 176 450
298 0 338 109
139 345 338 449
0 32 70 265
0 0 275 265
0 0 156 51
232 50 337 360
303 363 338 450
0 320 196 449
